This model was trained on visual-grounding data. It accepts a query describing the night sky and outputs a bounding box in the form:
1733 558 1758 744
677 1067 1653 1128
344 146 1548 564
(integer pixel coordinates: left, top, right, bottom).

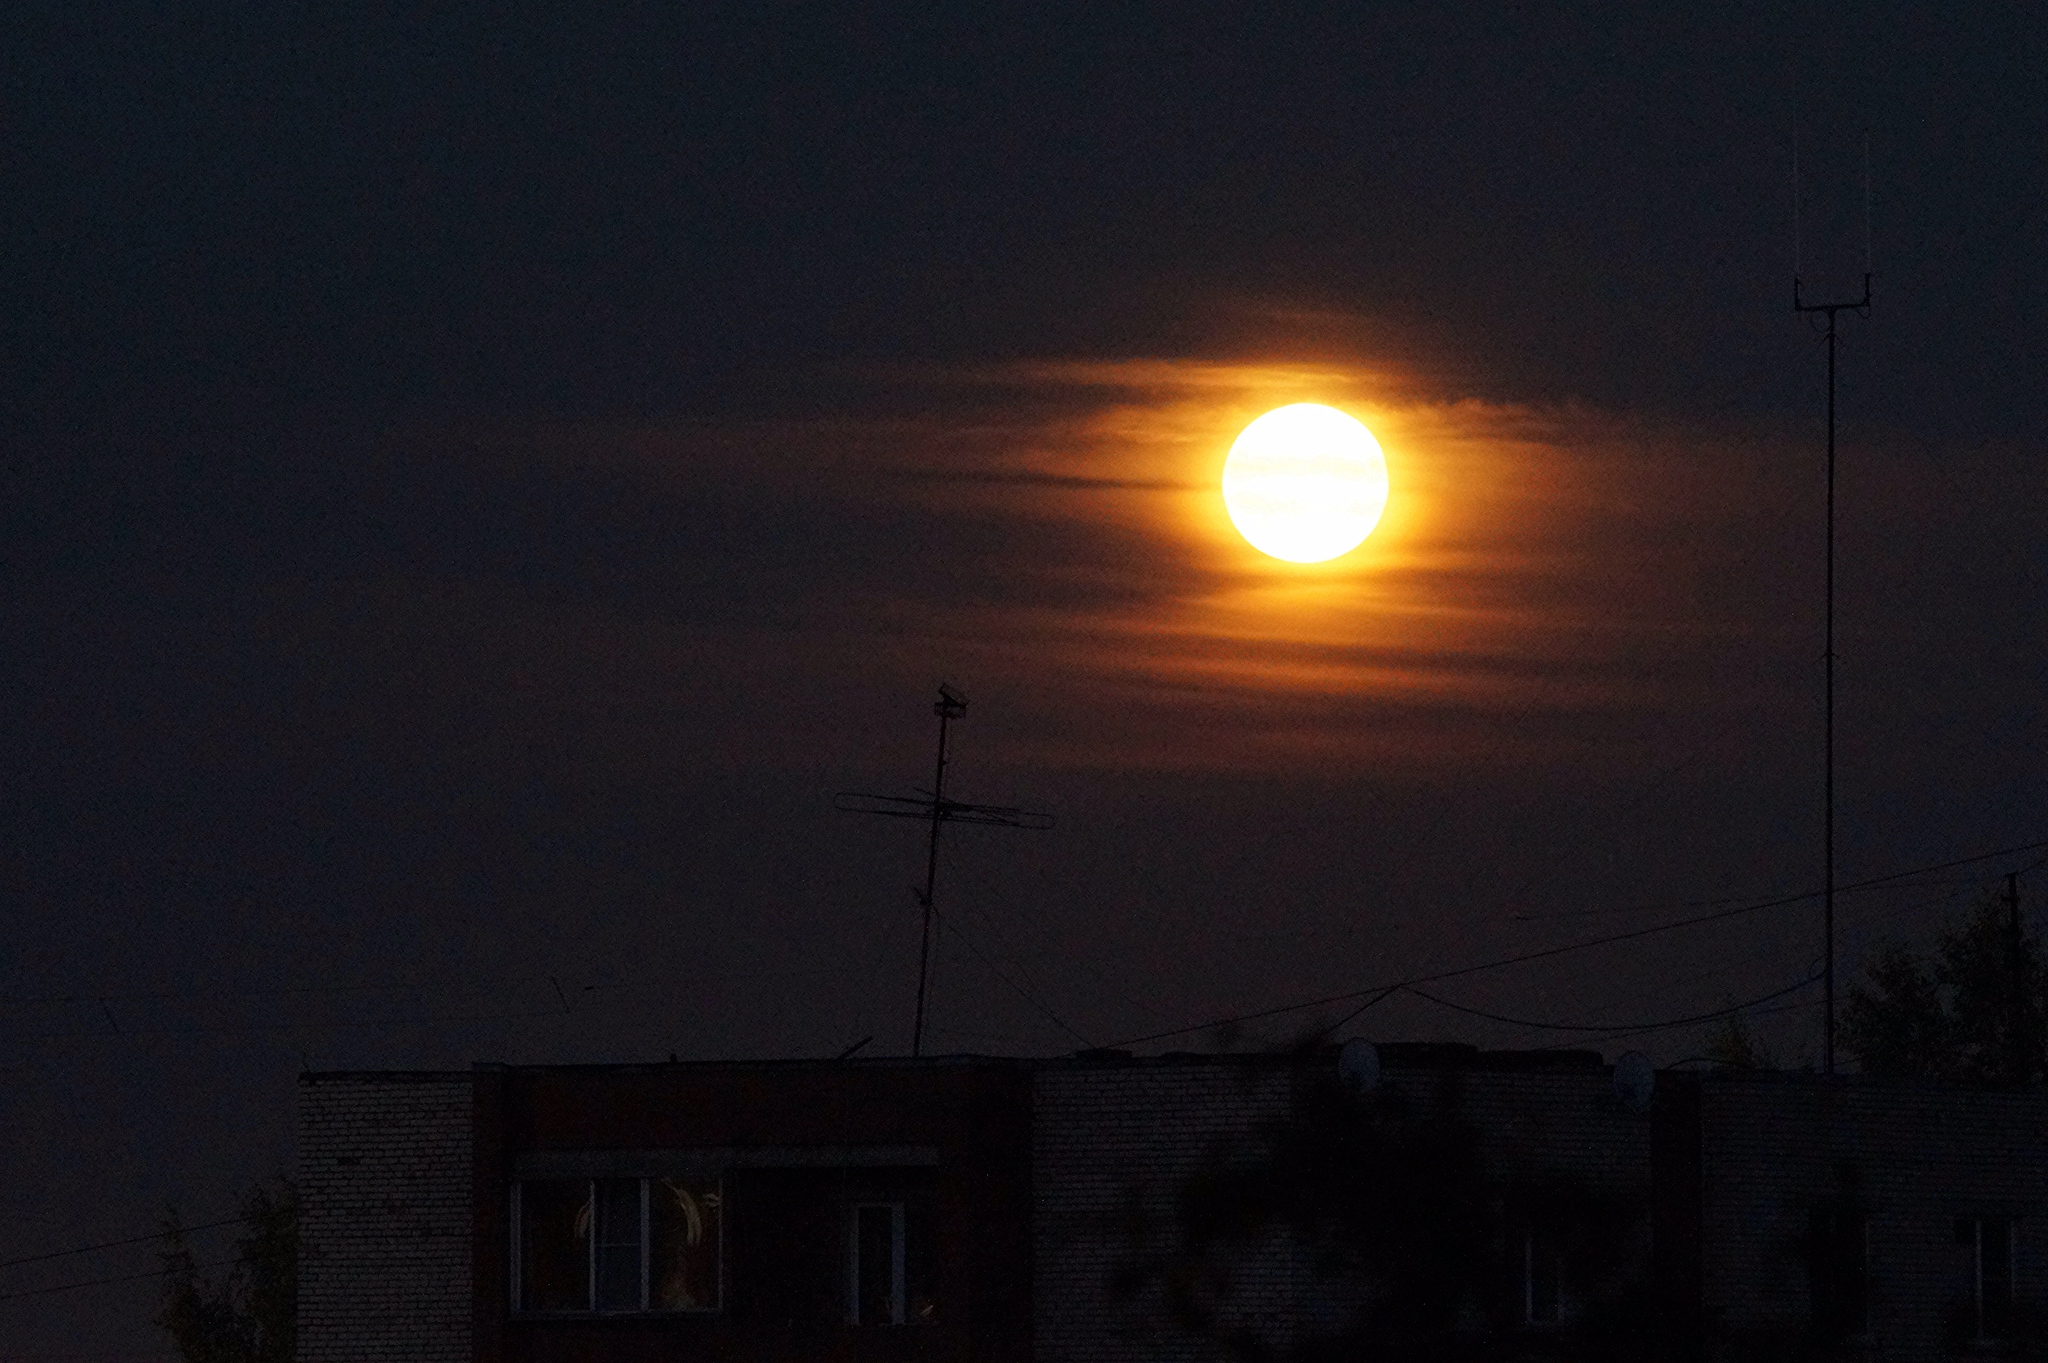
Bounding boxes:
4 4 2045 1355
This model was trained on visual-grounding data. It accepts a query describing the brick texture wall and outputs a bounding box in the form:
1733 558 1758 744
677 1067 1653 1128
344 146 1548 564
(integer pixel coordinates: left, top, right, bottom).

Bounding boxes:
1394 1064 1653 1188
299 1056 2048 1363
298 1072 475 1362
1362 1064 1654 1325
1033 1058 1296 1363
1699 1074 2048 1361
1030 1056 1653 1363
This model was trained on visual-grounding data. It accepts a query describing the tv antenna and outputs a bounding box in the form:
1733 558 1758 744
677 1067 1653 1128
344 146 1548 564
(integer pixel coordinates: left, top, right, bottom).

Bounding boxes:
1792 130 1873 1076
835 685 1053 1056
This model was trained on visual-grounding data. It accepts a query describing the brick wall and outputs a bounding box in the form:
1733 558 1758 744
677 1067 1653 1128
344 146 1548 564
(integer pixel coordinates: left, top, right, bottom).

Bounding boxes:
1031 1055 1653 1363
1370 1063 1654 1326
298 1071 476 1363
1394 1064 1652 1189
1698 1074 2048 1361
1033 1058 1296 1363
299 1056 2048 1362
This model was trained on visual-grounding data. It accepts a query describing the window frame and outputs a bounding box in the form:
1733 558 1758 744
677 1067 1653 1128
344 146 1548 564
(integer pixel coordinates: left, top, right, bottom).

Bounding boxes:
1960 1215 2016 1341
846 1200 907 1326
510 1175 725 1317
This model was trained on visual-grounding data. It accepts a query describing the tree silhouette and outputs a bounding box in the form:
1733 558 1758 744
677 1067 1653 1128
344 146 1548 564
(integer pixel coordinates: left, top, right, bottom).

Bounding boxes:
1120 1066 1650 1361
1842 890 2044 1084
157 1174 296 1363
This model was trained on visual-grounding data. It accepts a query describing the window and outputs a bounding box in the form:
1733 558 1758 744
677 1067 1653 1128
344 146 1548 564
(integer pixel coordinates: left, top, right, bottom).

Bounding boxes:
1958 1216 2015 1340
848 1203 905 1325
518 1180 591 1312
649 1177 723 1311
1808 1207 1868 1340
514 1177 723 1313
594 1179 642 1311
1518 1229 1561 1325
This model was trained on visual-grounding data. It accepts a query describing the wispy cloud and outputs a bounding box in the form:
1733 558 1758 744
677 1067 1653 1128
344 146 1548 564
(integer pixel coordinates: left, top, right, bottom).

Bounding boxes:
305 356 1838 780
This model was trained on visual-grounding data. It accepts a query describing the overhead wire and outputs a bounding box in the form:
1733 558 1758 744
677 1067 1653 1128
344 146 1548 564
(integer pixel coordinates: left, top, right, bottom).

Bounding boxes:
3 839 2036 1055
1504 871 1990 925
928 905 1093 1049
0 1259 234 1304
938 870 1096 1032
0 1220 237 1272
1104 834 2048 1050
1493 940 1796 1041
1577 994 1824 1050
1404 973 1819 1036
1486 878 1991 1049
1503 871 2036 1055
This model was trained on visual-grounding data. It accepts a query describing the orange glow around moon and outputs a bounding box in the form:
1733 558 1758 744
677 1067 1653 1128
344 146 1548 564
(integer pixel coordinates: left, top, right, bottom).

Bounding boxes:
1221 403 1390 563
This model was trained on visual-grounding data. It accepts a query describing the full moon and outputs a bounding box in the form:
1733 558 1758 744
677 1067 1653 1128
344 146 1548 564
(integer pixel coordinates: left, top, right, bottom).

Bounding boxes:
1221 403 1390 563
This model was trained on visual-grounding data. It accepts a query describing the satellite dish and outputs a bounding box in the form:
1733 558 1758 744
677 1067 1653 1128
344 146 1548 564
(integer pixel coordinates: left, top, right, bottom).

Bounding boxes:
1337 1038 1381 1095
1613 1051 1655 1113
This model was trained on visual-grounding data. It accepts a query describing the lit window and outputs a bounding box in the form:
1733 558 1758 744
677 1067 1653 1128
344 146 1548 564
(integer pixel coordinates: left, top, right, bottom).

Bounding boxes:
1957 1216 2015 1340
514 1177 722 1314
650 1177 723 1311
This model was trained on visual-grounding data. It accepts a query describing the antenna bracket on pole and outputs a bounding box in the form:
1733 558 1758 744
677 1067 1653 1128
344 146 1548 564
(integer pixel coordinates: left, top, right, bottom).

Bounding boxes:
834 685 1053 1057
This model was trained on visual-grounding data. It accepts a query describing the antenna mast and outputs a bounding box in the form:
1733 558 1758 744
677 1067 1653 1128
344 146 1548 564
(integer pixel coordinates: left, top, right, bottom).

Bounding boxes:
1792 136 1873 1076
912 686 968 1055
836 685 1053 1056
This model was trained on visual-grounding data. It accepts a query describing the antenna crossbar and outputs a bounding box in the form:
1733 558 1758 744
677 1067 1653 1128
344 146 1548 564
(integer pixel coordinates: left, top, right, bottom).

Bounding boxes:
834 792 1055 829
835 685 1053 1056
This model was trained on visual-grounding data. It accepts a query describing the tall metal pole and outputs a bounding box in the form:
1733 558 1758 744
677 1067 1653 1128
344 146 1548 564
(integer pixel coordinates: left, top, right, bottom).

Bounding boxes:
1825 309 1836 1077
1796 271 1869 1075
911 689 966 1057
835 686 1052 1059
2006 872 2027 1084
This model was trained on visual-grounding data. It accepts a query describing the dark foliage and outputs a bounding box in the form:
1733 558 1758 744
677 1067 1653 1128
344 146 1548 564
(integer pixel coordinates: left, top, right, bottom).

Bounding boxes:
157 1174 297 1363
1702 1014 1780 1071
1119 1066 1652 1362
1843 892 2044 1084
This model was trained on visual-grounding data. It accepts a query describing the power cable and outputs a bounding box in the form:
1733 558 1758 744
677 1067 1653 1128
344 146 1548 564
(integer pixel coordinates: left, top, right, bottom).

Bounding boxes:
0 1220 237 1272
1505 872 1990 925
940 877 1091 1030
1311 985 1404 1042
1404 974 1819 1035
1489 880 1986 1049
8 840 2037 1054
1495 940 1790 1039
1566 870 2043 1054
1105 834 2048 1049
0 1259 233 1303
1576 994 1824 1049
929 907 1093 1049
